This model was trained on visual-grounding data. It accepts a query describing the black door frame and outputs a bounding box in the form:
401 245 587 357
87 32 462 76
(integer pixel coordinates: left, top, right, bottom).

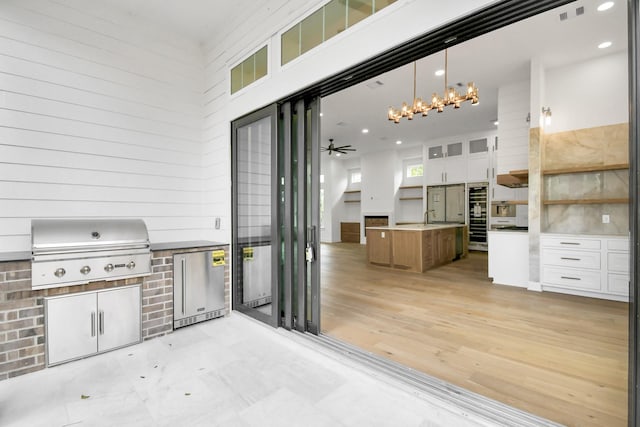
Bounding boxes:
231 104 280 328
628 0 639 424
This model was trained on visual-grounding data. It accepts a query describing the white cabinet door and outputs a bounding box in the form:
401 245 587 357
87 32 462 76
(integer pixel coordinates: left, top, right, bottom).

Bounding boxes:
426 142 466 184
467 154 489 182
46 293 98 365
426 145 446 185
467 138 489 182
444 142 466 184
97 286 141 353
487 231 529 287
608 274 629 295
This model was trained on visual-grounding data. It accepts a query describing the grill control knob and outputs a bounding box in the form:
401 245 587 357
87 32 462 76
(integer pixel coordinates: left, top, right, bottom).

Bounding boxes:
54 268 66 278
127 261 136 270
80 265 91 275
104 264 114 273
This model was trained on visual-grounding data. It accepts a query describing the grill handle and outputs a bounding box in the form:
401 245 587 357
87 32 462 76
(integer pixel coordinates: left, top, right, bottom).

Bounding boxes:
32 243 149 256
181 258 186 315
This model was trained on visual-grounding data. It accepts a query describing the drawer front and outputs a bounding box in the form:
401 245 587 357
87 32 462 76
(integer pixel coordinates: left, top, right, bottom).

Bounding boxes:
608 273 629 295
608 252 629 273
543 267 601 291
491 217 516 226
541 236 601 250
542 249 601 270
341 222 360 232
607 239 629 251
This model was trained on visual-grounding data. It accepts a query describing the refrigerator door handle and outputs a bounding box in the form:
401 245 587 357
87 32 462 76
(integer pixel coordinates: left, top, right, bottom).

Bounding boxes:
181 258 186 315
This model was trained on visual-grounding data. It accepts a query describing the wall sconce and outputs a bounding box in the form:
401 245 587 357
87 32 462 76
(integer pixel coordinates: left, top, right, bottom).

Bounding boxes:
541 107 552 126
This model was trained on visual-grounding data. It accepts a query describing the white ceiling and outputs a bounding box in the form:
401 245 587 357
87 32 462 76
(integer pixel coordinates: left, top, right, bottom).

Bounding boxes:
321 0 628 158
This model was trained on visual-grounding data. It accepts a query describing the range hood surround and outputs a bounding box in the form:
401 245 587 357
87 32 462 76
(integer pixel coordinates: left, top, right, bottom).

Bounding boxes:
496 169 529 188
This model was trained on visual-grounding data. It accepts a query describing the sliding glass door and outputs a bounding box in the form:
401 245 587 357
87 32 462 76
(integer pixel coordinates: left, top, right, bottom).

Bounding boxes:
231 105 279 326
231 98 321 332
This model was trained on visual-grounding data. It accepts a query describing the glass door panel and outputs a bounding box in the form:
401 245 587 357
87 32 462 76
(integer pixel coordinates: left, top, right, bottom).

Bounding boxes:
232 105 279 327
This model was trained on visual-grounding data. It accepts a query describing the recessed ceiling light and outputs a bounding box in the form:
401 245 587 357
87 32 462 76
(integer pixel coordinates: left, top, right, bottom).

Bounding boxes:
319 112 323 117
494 121 499 126
336 153 341 157
361 128 369 134
435 69 445 77
598 41 612 49
597 1 614 12
396 140 402 145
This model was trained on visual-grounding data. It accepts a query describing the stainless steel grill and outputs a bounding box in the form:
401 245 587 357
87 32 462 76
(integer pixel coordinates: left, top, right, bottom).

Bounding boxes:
31 219 151 290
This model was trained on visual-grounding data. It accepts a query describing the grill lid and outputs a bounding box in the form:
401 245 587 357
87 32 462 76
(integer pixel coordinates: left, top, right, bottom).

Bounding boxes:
31 219 150 254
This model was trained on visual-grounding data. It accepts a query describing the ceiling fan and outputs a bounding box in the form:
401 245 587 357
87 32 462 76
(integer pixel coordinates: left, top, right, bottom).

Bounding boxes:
321 138 356 155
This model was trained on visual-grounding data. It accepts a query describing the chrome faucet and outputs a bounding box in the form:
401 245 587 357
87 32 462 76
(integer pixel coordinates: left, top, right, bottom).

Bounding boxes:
424 210 432 224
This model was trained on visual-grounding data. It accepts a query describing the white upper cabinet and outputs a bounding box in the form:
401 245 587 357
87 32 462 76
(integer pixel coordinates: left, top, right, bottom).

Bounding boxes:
467 137 490 182
425 141 466 185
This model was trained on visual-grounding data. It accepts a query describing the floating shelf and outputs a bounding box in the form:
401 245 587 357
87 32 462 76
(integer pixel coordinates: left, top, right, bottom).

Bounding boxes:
343 190 361 194
491 200 528 205
399 197 423 201
496 169 528 188
398 185 423 189
543 163 629 175
543 198 629 205
344 200 361 203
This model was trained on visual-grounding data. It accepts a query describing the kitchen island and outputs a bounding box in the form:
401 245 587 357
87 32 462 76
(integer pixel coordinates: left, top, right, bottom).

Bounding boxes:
366 224 468 273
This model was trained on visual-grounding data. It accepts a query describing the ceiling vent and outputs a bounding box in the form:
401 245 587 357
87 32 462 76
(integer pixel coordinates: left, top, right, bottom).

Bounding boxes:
366 80 384 89
559 6 586 21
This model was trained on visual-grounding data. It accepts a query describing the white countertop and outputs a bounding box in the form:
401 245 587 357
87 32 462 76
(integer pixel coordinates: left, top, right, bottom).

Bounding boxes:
366 223 465 231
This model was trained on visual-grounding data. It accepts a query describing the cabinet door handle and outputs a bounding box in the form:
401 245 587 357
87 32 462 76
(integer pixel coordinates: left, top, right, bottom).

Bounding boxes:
486 168 488 179
560 242 580 245
91 312 96 337
181 258 186 315
561 276 581 281
561 257 581 261
99 310 104 335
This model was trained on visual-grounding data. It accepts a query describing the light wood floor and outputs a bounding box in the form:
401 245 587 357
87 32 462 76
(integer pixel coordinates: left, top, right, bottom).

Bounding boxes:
320 243 628 427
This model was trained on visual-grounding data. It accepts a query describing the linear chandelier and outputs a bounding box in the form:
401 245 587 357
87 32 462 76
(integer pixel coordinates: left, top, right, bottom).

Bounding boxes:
387 49 479 123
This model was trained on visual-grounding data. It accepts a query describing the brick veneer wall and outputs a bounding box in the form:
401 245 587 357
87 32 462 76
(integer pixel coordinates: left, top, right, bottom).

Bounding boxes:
0 245 229 381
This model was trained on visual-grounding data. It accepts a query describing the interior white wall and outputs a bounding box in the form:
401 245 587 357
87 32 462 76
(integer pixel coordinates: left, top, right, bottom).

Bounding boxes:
0 0 207 251
545 51 628 132
320 156 349 243
361 149 398 218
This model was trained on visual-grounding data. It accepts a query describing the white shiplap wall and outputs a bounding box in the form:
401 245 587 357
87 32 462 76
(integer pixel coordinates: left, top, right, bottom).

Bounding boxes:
0 0 206 251
496 80 530 174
